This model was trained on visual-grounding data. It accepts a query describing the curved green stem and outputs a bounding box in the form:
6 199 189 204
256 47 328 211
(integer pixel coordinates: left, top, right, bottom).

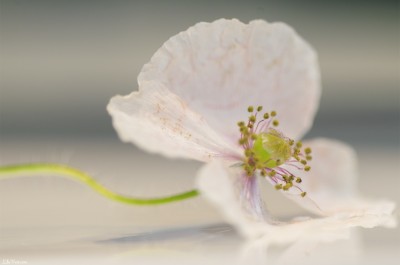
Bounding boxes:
0 163 200 205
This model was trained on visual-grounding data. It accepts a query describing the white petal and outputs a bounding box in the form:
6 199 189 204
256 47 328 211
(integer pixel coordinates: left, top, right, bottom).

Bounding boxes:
196 160 272 238
253 200 396 250
279 138 360 215
108 82 240 161
139 18 320 141
197 160 396 250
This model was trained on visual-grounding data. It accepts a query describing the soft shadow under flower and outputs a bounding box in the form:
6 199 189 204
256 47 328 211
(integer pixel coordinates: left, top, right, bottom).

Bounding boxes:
107 18 396 255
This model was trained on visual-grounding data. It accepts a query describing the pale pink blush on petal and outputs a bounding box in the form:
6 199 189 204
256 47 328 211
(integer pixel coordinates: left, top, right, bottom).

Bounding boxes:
139 19 321 142
196 160 274 238
107 81 241 162
239 170 268 221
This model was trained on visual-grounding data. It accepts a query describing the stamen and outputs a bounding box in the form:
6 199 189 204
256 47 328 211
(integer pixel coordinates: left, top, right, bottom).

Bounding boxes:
237 121 245 127
283 183 292 190
237 106 313 198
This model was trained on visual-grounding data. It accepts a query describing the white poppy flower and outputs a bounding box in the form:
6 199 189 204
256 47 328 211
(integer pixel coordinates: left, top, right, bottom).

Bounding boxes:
107 19 396 249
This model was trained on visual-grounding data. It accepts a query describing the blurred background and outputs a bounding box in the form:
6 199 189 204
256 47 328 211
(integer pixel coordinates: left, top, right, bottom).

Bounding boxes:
0 0 399 264
0 0 399 140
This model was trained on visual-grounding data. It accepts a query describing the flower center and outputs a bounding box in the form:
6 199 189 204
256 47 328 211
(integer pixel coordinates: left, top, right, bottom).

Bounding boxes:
253 129 291 168
237 106 312 197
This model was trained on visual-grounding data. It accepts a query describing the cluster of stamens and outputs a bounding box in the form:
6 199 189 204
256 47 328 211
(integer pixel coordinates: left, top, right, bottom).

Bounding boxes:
237 106 313 197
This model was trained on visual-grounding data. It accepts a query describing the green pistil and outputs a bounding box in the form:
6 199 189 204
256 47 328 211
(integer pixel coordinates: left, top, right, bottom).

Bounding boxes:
252 131 291 168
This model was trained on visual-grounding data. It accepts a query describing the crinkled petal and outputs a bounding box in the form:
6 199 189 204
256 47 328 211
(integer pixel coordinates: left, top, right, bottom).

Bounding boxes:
108 81 240 161
196 160 396 248
139 18 320 141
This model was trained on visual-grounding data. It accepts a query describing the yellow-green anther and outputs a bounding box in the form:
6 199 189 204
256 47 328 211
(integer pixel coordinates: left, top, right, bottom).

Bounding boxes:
257 106 263 111
248 106 254 112
244 149 252 157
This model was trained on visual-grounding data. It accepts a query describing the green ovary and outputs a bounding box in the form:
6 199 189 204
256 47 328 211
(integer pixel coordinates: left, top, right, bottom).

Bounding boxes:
252 130 291 168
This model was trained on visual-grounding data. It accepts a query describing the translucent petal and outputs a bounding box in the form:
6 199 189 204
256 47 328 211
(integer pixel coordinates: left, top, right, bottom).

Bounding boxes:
197 160 396 248
139 18 320 141
196 160 271 238
252 199 396 250
277 138 361 215
108 82 240 161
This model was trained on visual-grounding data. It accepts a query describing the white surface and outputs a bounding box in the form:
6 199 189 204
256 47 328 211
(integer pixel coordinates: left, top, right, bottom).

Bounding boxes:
0 137 399 264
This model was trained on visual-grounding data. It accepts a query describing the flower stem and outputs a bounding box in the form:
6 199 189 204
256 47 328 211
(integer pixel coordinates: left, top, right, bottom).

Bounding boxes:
0 163 200 205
